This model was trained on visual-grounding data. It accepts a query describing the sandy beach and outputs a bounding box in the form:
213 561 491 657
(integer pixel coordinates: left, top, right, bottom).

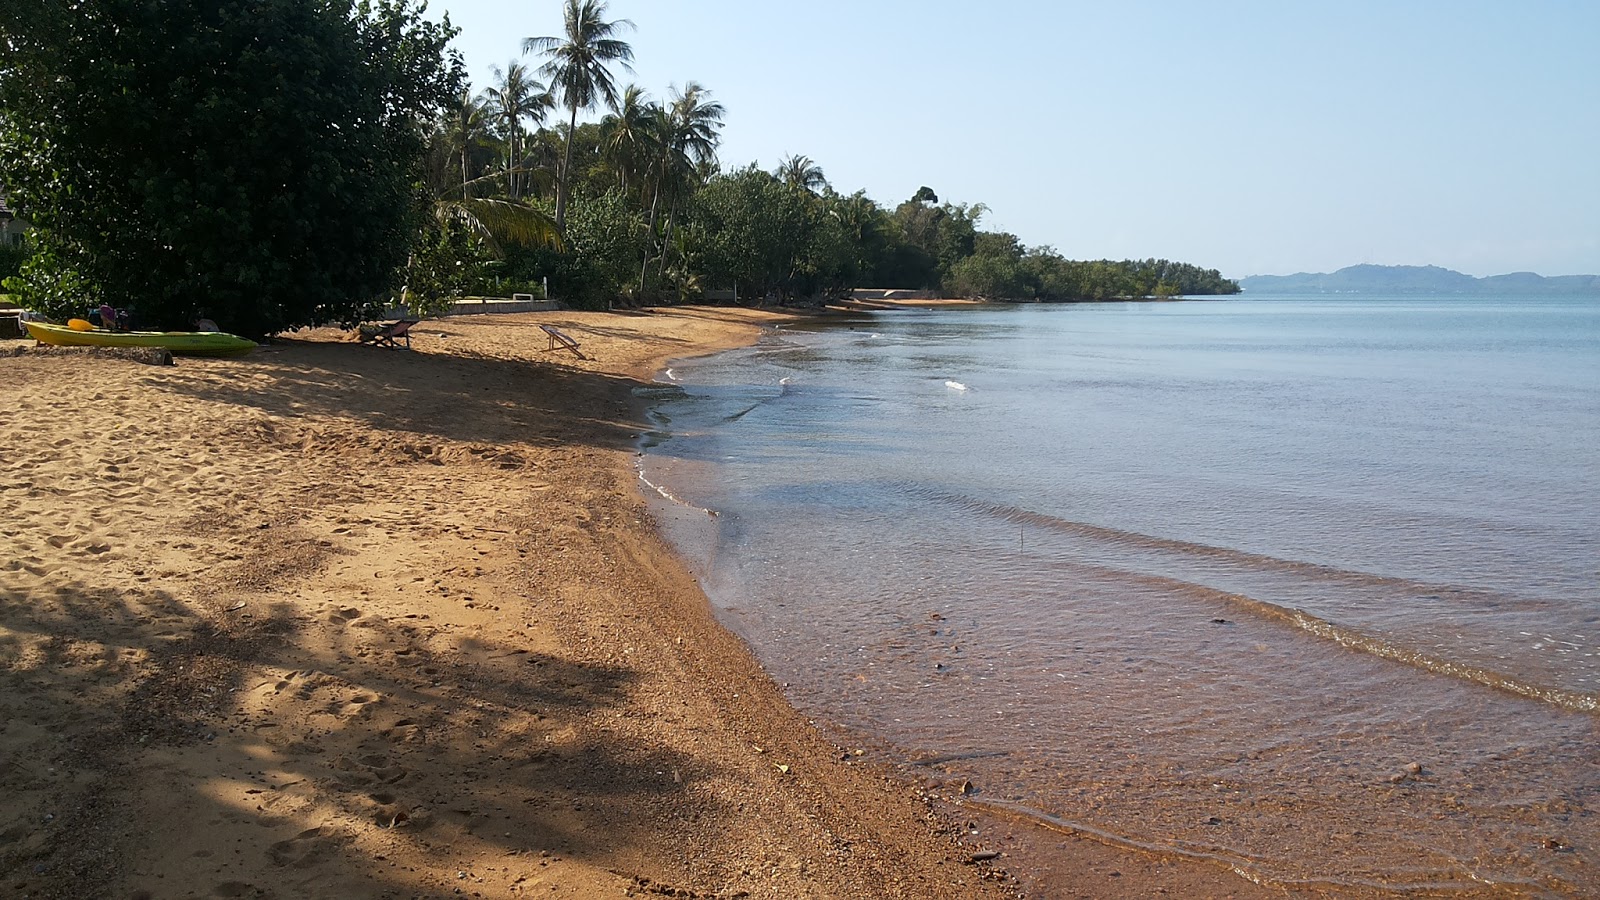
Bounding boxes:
1 308 1289 899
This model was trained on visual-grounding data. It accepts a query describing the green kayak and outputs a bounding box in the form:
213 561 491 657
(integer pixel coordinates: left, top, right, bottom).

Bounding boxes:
25 320 257 358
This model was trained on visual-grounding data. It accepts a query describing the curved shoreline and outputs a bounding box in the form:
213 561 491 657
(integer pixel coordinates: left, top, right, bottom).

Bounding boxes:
0 306 1299 898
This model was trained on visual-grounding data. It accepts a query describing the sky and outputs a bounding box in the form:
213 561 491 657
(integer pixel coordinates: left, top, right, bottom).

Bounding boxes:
431 0 1599 279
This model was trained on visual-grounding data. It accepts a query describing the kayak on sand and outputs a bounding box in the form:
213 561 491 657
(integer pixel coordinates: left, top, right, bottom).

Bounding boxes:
24 320 257 358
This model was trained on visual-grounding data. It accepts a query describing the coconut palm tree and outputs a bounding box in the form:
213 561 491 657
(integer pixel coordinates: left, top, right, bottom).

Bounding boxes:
483 61 553 201
776 154 828 195
403 123 562 314
441 89 493 194
599 84 660 197
422 126 562 253
523 0 634 232
644 82 724 234
641 82 725 291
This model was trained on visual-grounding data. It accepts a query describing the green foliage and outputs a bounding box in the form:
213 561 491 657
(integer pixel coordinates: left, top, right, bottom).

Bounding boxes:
0 0 463 338
688 167 813 301
2 1 1237 321
948 232 1032 299
1 236 99 322
510 191 643 310
405 221 497 318
0 237 28 283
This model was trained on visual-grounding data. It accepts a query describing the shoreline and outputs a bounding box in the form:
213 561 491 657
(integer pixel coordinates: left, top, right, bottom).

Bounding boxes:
2 306 1291 898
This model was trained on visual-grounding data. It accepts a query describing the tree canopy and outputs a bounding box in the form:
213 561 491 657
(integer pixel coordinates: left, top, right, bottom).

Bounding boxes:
0 0 465 338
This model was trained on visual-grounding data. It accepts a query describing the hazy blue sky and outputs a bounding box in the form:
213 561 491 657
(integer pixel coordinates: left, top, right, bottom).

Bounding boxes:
434 0 1598 279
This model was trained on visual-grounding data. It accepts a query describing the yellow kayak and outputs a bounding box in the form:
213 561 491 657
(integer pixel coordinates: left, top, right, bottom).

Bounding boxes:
25 320 257 358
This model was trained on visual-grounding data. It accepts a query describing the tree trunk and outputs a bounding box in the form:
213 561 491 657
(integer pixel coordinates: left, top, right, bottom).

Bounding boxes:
638 162 666 295
658 203 677 278
556 104 578 232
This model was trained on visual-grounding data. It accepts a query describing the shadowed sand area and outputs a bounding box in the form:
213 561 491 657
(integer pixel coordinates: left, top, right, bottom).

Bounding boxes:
1 308 1290 898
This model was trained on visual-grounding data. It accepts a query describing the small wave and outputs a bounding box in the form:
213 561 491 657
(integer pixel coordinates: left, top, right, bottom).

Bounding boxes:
636 465 716 517
945 380 968 392
896 482 1600 714
1239 598 1599 713
663 368 678 382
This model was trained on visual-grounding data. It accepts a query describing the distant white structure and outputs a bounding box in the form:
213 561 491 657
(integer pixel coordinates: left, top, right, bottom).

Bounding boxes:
0 186 26 247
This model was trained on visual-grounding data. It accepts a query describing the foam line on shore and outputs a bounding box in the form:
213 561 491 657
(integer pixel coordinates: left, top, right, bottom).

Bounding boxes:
964 798 1539 895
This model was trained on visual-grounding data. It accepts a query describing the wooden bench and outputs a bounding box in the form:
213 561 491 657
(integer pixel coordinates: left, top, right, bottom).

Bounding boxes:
539 324 586 360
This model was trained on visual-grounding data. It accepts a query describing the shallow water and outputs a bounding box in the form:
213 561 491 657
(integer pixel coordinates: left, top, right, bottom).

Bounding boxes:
639 297 1600 894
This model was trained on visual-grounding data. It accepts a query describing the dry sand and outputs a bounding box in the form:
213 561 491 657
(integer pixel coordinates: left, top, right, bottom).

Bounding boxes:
2 307 1292 899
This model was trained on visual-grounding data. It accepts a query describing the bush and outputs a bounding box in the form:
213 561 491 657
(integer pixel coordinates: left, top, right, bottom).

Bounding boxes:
0 238 28 283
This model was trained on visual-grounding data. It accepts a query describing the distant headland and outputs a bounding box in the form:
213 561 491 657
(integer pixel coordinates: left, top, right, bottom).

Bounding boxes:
1240 264 1600 295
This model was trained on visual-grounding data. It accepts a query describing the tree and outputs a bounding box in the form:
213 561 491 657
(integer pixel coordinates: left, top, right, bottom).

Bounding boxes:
408 113 561 316
599 85 661 199
483 61 552 200
523 0 634 233
689 166 814 302
0 0 464 338
441 89 494 194
775 155 828 195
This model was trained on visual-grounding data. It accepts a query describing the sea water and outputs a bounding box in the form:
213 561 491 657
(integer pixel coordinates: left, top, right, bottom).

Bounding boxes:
638 297 1600 894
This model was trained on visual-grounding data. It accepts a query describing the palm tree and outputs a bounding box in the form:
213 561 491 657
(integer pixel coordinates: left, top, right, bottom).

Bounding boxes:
441 89 493 194
523 0 634 232
644 82 724 234
483 61 553 201
599 84 660 197
407 125 562 312
776 154 828 195
641 82 725 290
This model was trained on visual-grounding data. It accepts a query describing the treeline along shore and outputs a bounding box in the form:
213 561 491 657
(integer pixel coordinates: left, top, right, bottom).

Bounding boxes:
0 0 1237 339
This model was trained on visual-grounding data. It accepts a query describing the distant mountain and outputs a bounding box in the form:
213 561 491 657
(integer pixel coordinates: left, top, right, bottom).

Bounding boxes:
1240 264 1600 295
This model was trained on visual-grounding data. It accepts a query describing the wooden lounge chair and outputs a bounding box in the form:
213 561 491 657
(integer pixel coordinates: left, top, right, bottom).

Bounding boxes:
539 324 586 360
359 318 419 349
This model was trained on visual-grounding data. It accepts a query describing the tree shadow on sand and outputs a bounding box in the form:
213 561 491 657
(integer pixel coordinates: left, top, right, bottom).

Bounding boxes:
0 569 736 899
160 339 652 452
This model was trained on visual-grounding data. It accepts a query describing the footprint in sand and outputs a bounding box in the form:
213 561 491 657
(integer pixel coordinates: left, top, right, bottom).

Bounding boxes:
326 607 362 627
329 693 378 720
266 828 329 868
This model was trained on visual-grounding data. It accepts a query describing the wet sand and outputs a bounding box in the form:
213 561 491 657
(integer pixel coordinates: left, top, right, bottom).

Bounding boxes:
2 307 1288 898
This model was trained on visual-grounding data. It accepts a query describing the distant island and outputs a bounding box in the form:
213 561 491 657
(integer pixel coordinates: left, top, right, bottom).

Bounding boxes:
1240 264 1600 295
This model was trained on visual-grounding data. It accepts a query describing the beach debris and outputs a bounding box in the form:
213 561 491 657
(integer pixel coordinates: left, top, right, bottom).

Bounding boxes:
775 764 790 775
227 601 247 611
1542 838 1572 852
1211 618 1230 625
960 779 976 795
